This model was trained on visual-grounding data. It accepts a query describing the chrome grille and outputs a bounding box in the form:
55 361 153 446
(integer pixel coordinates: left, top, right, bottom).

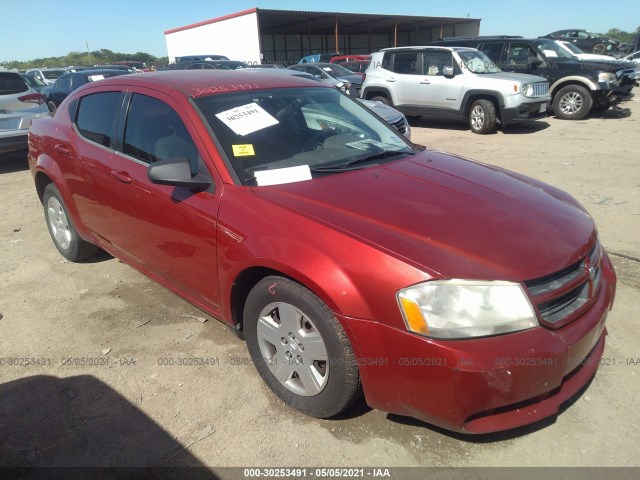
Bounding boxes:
390 117 407 134
524 241 602 328
528 82 549 97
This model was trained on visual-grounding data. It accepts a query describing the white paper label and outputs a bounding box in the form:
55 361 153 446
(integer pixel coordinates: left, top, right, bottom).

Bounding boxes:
254 165 312 186
215 102 279 136
88 75 105 81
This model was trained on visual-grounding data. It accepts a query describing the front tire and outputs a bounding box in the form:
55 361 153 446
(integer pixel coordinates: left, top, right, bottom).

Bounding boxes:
244 276 361 418
43 183 98 262
552 85 593 120
371 95 392 106
468 99 496 134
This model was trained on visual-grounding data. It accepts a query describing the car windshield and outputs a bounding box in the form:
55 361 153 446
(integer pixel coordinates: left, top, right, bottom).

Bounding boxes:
21 74 46 87
457 50 502 73
534 39 574 59
194 87 414 186
559 42 584 55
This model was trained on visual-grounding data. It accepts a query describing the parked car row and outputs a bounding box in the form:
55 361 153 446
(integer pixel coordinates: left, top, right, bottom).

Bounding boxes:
27 69 616 434
41 69 131 112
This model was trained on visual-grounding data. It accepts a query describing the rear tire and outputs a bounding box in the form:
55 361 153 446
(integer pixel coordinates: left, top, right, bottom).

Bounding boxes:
47 101 57 113
593 43 606 54
43 183 98 262
552 85 593 120
244 276 361 418
468 99 496 134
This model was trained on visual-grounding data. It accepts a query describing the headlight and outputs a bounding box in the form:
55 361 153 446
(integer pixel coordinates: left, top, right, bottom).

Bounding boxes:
397 280 538 339
598 72 616 82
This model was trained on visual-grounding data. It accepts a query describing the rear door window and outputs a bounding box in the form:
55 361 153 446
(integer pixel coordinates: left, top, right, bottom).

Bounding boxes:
391 53 420 74
75 92 123 147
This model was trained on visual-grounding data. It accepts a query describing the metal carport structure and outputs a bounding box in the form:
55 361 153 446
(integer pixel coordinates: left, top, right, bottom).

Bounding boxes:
164 8 481 65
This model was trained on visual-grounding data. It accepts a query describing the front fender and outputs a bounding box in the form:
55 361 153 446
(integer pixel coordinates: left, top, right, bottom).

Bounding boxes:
216 188 428 331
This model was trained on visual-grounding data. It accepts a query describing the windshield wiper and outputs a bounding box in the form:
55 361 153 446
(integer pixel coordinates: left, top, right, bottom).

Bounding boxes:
311 150 413 172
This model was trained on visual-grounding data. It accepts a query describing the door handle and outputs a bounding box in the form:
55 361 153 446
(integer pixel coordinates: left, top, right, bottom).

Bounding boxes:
111 170 133 184
385 77 396 82
420 79 431 85
54 144 70 155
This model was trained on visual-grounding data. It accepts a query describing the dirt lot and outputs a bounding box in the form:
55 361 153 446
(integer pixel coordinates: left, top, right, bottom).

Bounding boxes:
1 99 639 472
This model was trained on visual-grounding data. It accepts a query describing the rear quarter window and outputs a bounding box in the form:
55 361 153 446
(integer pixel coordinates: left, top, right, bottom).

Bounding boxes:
75 92 123 147
0 74 29 95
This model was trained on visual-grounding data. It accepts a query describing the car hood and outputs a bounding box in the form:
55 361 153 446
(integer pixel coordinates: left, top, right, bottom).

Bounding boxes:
252 151 595 281
358 98 404 123
482 72 548 83
334 74 364 85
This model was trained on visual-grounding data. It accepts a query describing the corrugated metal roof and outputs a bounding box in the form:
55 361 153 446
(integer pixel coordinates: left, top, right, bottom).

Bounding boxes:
165 7 480 36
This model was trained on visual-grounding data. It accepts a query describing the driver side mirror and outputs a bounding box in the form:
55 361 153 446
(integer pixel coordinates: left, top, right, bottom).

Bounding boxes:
147 156 212 192
443 66 455 77
528 57 543 67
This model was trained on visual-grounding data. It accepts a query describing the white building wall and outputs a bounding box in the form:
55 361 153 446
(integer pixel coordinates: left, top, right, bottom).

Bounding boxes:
165 12 262 64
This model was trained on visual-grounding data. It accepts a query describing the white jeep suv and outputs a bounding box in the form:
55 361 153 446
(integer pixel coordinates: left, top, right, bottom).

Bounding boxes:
361 46 551 133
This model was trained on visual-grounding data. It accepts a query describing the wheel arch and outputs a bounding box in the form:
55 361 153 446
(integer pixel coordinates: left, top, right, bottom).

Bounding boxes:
228 259 365 336
34 169 54 203
461 91 502 120
32 154 90 240
549 77 597 96
361 86 394 103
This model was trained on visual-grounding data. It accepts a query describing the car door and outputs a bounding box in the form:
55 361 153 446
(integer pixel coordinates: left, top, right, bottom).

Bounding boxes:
108 90 222 312
417 51 464 112
64 90 125 243
387 52 420 107
503 42 539 74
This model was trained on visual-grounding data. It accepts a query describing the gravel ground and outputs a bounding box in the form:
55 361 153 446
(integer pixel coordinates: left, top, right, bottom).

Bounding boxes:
1 99 638 474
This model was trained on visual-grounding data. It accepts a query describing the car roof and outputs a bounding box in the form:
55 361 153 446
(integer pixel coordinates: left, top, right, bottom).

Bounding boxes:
76 70 330 98
380 45 477 52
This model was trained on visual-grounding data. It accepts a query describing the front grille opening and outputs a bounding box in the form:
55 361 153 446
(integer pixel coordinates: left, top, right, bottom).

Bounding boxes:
538 282 589 324
525 258 584 297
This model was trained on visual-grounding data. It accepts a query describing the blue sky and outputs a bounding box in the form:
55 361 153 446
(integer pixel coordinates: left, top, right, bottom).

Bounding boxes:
1 0 638 62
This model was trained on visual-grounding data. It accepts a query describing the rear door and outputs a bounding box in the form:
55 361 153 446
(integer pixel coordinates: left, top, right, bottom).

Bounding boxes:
64 90 124 243
387 52 420 106
107 89 222 312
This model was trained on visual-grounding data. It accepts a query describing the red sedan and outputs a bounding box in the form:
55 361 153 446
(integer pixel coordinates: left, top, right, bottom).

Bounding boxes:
28 71 616 433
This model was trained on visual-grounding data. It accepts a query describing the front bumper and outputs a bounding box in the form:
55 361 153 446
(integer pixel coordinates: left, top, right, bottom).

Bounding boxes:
341 254 616 434
500 101 550 126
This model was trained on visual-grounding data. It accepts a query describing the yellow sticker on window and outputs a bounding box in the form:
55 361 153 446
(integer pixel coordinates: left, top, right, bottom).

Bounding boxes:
232 144 255 156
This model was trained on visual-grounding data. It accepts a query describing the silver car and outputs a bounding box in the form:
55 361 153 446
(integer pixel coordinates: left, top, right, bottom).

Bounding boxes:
244 67 410 139
1 71 50 154
25 68 68 85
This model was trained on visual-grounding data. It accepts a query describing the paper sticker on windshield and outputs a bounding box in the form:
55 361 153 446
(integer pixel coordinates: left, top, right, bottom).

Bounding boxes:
345 139 395 151
232 144 255 156
88 75 105 81
254 165 312 186
215 102 278 136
